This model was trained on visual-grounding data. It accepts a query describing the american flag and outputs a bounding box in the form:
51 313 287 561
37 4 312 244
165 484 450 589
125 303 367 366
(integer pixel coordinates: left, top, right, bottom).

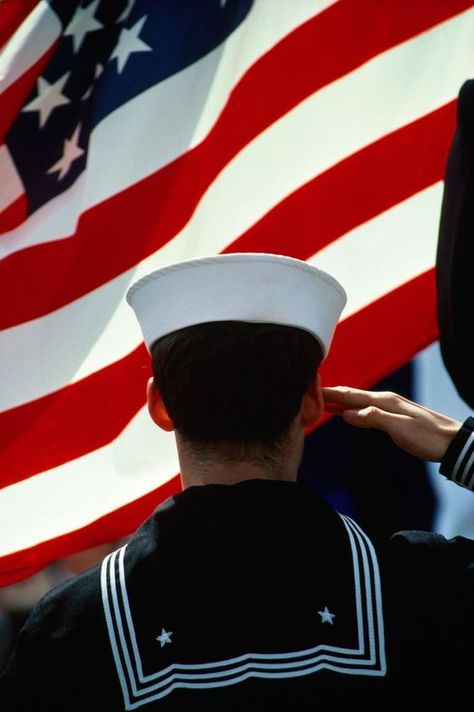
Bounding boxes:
0 0 472 586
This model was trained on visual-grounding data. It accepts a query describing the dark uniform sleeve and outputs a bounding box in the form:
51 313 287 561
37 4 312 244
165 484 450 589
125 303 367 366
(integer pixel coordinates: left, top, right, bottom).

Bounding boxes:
439 415 474 490
0 602 50 711
0 567 106 712
381 417 473 689
436 79 474 408
384 528 474 692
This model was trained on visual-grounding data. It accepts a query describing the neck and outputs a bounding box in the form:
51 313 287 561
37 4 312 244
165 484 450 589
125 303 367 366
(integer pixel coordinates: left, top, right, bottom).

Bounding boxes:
180 462 298 488
176 430 303 489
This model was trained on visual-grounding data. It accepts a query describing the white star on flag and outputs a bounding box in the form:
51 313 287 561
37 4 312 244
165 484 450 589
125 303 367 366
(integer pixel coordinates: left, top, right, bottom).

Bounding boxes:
47 124 84 180
64 0 104 53
22 74 71 128
156 628 173 648
318 606 335 625
110 16 152 74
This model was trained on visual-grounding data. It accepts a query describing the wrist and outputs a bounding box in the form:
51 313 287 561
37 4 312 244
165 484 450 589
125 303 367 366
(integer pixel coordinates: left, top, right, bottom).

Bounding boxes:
439 416 474 490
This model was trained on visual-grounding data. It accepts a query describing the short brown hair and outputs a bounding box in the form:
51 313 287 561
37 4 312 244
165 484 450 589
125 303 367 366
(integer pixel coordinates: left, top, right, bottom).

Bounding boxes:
151 322 322 453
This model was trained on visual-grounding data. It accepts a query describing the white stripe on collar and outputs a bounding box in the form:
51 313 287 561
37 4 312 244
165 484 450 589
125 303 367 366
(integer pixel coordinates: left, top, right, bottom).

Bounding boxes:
101 514 386 709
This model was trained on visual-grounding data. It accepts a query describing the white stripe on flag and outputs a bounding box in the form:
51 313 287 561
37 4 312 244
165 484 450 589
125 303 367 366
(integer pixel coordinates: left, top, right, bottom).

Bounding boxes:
0 0 61 93
189 0 339 147
0 145 24 211
310 182 443 319
180 10 471 253
0 406 179 557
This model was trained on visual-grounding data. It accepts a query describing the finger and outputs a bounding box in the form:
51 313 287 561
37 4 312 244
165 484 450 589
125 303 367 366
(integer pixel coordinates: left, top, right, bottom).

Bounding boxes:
321 386 374 409
342 405 407 431
322 386 412 416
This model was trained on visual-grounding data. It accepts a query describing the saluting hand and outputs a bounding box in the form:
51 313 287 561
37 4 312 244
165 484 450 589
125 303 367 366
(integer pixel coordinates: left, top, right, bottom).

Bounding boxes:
322 386 461 462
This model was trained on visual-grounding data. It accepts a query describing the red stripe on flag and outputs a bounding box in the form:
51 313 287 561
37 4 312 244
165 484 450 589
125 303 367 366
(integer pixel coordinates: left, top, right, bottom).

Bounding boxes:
0 0 466 325
224 102 456 258
321 268 438 391
0 475 181 587
0 192 27 232
0 100 455 330
0 346 150 487
311 269 438 432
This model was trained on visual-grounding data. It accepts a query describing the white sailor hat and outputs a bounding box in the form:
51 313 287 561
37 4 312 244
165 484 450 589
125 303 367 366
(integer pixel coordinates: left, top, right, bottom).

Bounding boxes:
126 253 347 358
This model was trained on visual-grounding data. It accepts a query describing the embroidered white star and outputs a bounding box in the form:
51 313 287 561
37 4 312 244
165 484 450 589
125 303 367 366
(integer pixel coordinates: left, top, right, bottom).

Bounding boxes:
110 15 152 74
47 124 84 180
156 628 173 648
22 74 71 128
64 0 104 53
318 606 335 625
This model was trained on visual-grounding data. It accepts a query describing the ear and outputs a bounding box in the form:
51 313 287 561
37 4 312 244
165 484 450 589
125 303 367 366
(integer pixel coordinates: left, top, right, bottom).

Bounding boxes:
147 378 175 432
300 372 324 428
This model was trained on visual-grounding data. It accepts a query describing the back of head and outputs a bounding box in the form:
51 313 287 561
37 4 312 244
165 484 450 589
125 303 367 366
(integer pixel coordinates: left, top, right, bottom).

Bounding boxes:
127 253 346 464
151 321 323 455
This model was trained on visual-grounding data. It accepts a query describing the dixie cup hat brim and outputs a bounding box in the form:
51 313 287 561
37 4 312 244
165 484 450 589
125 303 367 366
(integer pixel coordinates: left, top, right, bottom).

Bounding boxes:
126 253 347 358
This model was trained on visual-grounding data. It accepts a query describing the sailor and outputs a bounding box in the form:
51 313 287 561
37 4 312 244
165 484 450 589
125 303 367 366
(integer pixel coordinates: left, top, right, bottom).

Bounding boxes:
1 253 472 710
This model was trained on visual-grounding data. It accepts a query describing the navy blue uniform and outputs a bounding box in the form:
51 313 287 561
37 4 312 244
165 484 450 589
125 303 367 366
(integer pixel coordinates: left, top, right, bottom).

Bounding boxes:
1 478 472 710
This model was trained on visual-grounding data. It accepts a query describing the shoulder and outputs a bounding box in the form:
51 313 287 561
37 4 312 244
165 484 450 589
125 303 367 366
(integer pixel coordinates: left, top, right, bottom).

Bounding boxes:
35 561 101 626
11 557 107 657
382 530 474 678
384 529 474 593
377 531 473 690
0 556 119 709
387 529 474 567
